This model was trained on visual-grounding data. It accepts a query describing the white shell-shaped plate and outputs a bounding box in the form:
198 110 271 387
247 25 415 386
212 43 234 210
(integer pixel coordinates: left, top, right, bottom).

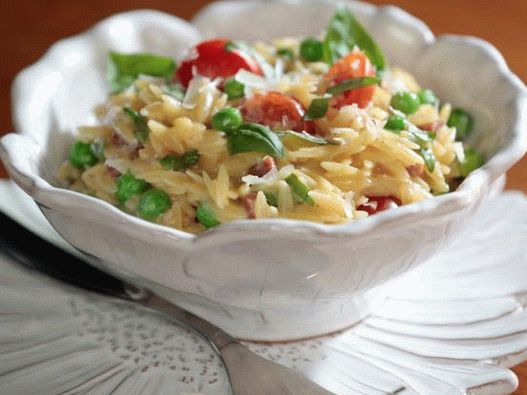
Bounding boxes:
0 180 526 394
1 1 526 340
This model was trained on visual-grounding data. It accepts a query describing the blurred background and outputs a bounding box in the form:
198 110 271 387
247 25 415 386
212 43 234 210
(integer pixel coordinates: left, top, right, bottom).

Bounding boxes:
0 1 526 393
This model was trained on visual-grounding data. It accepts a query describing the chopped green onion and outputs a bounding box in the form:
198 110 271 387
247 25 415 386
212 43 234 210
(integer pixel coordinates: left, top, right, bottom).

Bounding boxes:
285 173 314 206
227 123 285 158
300 37 324 62
390 91 421 114
448 108 474 141
116 172 149 203
224 78 245 100
384 115 406 132
305 97 330 120
107 52 176 92
420 147 436 173
276 48 294 59
322 5 387 70
69 141 98 169
196 202 221 229
408 127 435 145
459 147 484 177
123 107 149 143
138 188 172 220
212 107 243 133
264 192 278 207
159 150 200 171
327 76 381 95
417 89 437 106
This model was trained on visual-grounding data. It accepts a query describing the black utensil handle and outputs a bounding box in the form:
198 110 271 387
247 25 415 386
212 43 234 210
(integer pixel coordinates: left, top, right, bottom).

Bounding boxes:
0 211 127 298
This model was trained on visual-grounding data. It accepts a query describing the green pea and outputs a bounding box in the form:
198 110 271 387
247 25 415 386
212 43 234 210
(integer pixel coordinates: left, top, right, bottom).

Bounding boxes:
448 108 474 141
390 91 421 114
224 78 245 100
115 172 149 203
212 107 243 133
69 141 98 169
196 202 221 229
417 89 437 106
138 188 172 220
384 115 406 132
300 37 323 62
459 147 484 177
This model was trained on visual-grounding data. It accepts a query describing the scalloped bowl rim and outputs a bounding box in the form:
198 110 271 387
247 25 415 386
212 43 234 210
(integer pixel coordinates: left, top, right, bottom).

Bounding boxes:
2 3 527 248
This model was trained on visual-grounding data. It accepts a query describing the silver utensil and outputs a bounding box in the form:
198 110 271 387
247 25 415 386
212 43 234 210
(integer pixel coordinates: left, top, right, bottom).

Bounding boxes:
0 213 334 395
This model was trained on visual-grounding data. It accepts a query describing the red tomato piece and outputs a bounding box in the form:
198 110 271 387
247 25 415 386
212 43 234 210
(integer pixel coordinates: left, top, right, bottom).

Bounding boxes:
176 39 262 87
357 195 401 216
326 51 376 109
240 91 316 133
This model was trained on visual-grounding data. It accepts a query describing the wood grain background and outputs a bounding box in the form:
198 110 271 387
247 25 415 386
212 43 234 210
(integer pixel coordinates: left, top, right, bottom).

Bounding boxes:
1 1 525 393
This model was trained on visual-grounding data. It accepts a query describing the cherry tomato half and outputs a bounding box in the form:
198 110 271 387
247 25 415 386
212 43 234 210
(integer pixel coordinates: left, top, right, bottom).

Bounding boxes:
240 91 316 133
176 39 262 87
357 195 401 216
326 51 376 109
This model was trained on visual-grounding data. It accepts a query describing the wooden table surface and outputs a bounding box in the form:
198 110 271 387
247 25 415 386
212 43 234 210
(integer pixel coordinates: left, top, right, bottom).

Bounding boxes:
1 1 526 393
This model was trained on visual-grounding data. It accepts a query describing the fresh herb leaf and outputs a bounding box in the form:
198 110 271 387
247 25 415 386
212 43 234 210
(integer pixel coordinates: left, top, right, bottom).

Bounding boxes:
160 150 200 171
305 97 330 120
227 41 275 79
278 130 337 145
264 191 278 207
107 52 176 92
164 83 185 101
123 107 149 143
196 202 221 229
326 76 380 95
322 5 387 70
227 123 285 157
285 173 315 206
420 147 436 173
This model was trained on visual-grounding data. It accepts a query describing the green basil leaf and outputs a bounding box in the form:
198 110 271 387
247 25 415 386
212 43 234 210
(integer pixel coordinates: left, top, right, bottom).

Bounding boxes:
264 192 278 207
196 202 221 229
227 41 275 80
123 107 149 143
420 147 436 173
285 174 315 206
160 150 200 171
327 76 380 95
305 97 330 120
108 52 176 92
277 130 338 145
323 5 387 71
227 123 285 157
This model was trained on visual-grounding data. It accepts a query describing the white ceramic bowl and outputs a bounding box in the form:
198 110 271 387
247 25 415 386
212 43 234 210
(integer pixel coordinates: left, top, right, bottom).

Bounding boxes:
1 0 526 341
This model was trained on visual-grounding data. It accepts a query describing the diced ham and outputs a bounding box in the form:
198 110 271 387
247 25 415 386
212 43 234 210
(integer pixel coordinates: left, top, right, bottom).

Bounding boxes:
111 131 127 146
241 192 258 219
247 156 276 177
406 163 424 178
106 165 121 178
357 195 401 216
419 120 445 132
